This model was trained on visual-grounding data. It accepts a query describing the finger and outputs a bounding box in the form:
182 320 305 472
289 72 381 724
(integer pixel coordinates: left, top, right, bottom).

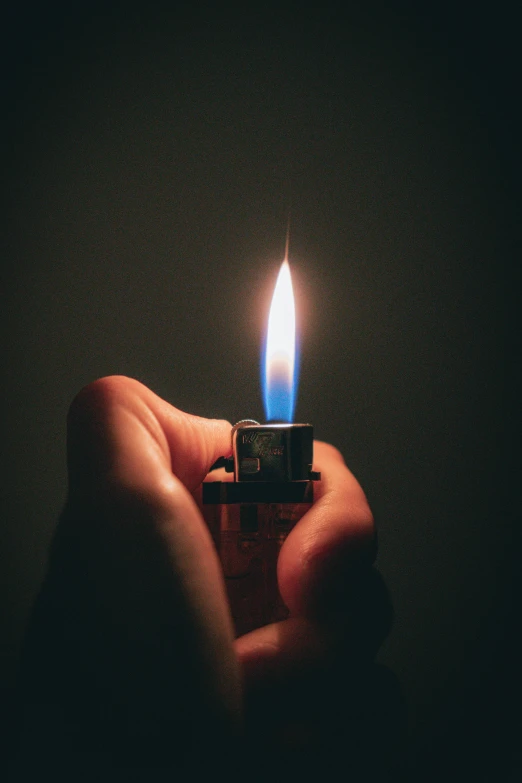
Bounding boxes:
67 374 232 496
236 612 403 775
278 440 376 617
56 376 240 754
66 375 237 660
235 567 392 684
235 617 332 687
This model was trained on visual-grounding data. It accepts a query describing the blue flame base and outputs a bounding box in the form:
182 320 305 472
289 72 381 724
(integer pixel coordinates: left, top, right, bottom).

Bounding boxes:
261 337 300 423
263 376 295 423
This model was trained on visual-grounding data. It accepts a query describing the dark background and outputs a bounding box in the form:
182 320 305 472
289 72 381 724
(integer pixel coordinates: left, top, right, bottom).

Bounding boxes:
1 1 518 778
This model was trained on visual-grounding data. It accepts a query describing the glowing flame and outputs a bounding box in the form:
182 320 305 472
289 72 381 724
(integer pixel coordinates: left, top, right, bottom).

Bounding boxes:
262 259 298 422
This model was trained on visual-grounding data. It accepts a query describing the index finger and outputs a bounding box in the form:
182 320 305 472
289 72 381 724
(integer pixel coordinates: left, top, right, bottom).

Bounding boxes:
67 375 232 498
278 441 376 617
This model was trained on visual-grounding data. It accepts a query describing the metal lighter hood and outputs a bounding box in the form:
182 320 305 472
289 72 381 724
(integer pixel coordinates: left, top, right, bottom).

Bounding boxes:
203 421 320 505
233 423 314 482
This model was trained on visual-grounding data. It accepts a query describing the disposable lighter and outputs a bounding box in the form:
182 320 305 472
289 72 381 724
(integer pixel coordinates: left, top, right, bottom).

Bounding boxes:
203 419 320 636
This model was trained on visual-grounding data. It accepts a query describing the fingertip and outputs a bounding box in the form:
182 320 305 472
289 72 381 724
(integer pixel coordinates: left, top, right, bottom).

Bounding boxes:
171 413 232 488
235 618 331 688
199 416 233 461
313 440 347 466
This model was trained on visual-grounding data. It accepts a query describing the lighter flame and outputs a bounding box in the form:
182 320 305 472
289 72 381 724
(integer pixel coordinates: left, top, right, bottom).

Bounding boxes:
263 259 296 422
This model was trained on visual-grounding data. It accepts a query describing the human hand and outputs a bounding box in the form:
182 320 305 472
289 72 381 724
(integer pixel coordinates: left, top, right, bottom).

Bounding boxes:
17 376 399 780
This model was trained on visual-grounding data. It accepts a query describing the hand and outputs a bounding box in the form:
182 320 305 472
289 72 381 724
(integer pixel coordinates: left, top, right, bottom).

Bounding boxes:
17 376 400 780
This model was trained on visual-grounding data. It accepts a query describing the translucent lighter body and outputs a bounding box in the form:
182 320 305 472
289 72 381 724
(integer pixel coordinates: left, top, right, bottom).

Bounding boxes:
203 500 312 637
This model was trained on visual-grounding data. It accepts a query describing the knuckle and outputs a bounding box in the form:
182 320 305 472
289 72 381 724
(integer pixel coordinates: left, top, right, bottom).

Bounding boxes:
308 503 376 568
68 376 136 423
346 498 375 544
352 505 377 563
358 502 375 534
360 511 376 546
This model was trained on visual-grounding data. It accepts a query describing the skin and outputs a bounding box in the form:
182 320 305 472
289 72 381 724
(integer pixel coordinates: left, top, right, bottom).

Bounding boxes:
17 376 395 779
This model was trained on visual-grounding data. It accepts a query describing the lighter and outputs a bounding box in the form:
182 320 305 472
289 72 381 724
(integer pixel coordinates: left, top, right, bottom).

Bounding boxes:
202 421 320 636
202 250 320 636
